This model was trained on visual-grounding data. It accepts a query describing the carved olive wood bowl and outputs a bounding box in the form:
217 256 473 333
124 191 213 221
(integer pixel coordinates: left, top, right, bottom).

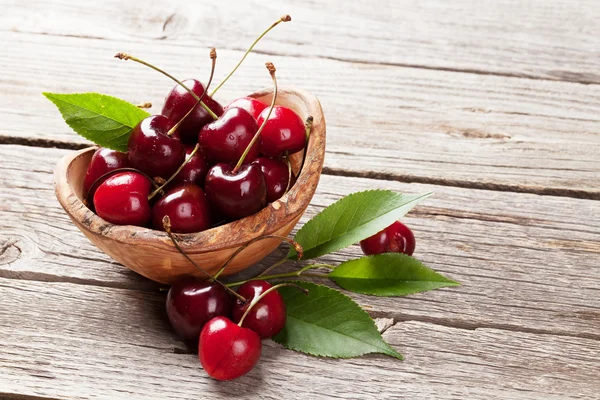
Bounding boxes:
54 86 326 284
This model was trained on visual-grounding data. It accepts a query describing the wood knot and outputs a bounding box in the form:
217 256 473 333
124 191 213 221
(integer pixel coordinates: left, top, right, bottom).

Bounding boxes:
0 237 22 265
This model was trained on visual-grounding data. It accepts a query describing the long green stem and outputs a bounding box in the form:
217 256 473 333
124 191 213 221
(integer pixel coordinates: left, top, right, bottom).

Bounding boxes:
115 52 218 120
238 282 307 327
210 15 291 97
226 263 331 287
147 144 200 200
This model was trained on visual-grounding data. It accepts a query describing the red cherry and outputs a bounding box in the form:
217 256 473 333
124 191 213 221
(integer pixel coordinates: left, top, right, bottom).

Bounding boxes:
224 97 267 121
162 79 224 143
166 277 233 342
127 115 184 179
360 221 416 256
93 171 151 226
83 147 130 197
251 157 289 203
257 106 306 157
151 184 212 233
198 107 260 164
204 163 267 220
199 316 261 381
231 280 286 339
172 145 209 187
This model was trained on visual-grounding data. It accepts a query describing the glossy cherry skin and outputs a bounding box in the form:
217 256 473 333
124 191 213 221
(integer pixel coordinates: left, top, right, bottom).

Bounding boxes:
128 115 184 179
231 280 286 339
152 184 212 233
93 171 151 226
83 147 130 197
198 107 260 164
199 316 261 381
257 106 306 157
251 157 289 203
172 145 209 187
224 97 267 121
204 163 267 220
166 277 233 342
162 79 224 144
360 221 416 256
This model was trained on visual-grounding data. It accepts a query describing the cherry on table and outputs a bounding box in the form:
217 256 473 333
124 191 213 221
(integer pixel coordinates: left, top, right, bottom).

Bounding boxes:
152 183 212 233
360 221 416 256
172 145 209 187
257 106 306 157
204 163 267 221
127 115 184 179
166 277 233 342
224 97 267 121
231 280 286 339
251 157 289 203
83 147 130 197
199 316 261 381
93 171 152 226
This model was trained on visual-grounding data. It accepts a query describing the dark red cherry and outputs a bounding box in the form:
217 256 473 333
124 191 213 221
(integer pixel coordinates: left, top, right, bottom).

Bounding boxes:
162 79 224 144
231 280 286 339
251 157 289 203
257 106 306 157
83 147 130 197
152 184 212 233
127 115 184 179
204 163 267 220
360 221 416 256
166 277 233 342
93 171 151 226
198 107 260 164
199 316 261 381
224 97 267 121
172 145 209 187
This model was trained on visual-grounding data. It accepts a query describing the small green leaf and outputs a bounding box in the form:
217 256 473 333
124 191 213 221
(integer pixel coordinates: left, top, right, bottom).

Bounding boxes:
43 92 149 151
272 281 402 359
289 190 432 259
329 253 459 296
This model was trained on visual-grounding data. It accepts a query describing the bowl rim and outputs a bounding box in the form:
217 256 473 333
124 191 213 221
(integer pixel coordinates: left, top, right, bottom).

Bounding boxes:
54 85 326 253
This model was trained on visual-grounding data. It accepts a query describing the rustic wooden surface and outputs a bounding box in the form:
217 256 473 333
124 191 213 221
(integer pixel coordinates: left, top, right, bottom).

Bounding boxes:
1 1 599 399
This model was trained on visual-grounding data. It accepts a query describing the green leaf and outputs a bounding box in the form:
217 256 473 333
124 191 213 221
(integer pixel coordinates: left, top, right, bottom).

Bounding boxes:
272 281 403 359
289 190 432 259
329 253 459 296
43 92 149 151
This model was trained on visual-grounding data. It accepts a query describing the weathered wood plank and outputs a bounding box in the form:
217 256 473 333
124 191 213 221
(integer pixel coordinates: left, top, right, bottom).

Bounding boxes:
1 277 598 399
3 0 600 84
1 144 599 339
2 32 600 196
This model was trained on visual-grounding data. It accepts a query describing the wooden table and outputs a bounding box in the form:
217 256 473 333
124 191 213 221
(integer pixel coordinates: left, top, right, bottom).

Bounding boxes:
1 1 599 399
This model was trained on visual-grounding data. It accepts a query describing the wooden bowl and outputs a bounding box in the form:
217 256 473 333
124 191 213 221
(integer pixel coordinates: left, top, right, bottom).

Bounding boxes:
54 86 326 284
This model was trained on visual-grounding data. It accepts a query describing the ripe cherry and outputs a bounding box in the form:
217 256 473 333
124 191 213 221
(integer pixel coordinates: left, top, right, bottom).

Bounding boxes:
166 277 233 342
83 147 130 197
93 171 151 226
231 280 286 339
198 107 259 164
360 221 416 256
199 316 261 381
224 97 267 121
204 163 267 220
152 184 212 233
162 79 223 144
127 115 184 179
257 106 306 157
251 157 289 202
172 145 209 187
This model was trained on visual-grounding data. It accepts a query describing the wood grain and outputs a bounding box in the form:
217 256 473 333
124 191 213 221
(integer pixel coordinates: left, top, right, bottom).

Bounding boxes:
1 277 599 400
3 0 600 84
1 144 599 340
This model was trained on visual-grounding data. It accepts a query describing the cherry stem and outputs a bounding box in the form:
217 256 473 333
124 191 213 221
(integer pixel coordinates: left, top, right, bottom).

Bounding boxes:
167 48 217 136
85 167 160 205
226 263 333 288
162 216 247 303
136 102 152 108
237 282 307 327
232 62 278 173
297 115 314 179
147 144 200 201
285 155 292 194
115 52 218 120
210 15 291 97
213 234 302 280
